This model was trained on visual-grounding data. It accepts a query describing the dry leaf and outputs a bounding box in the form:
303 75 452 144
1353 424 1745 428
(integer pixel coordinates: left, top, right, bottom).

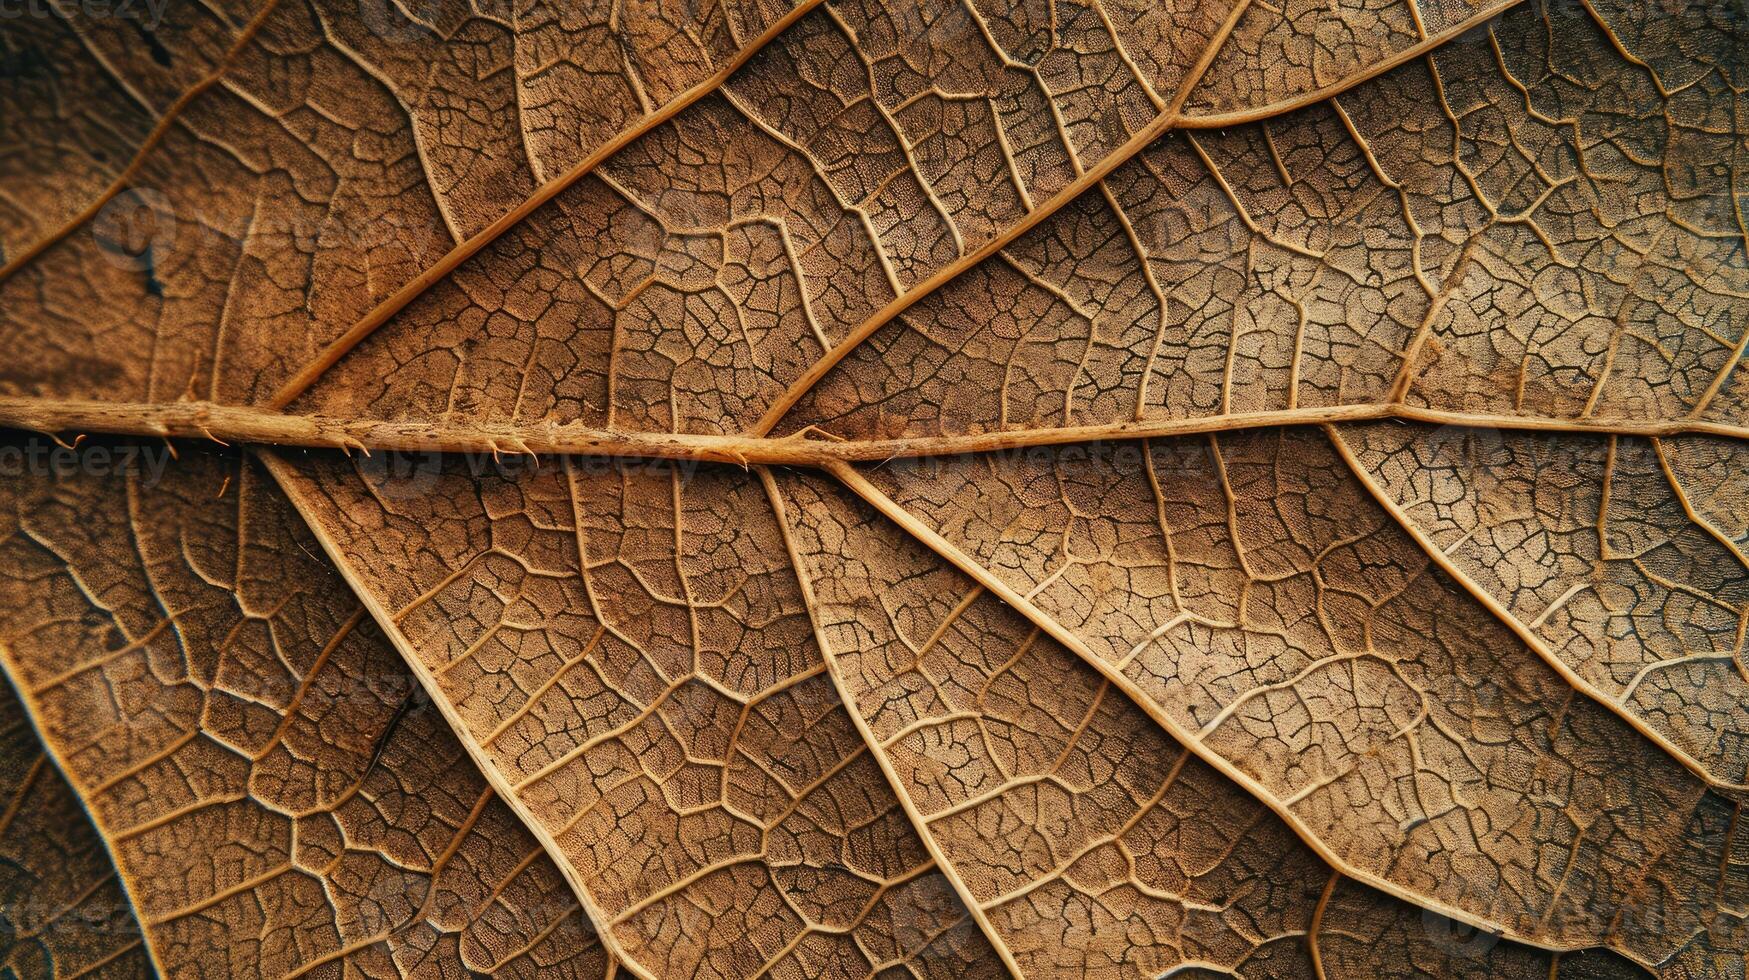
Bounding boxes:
0 0 1742 976
0 677 149 978
0 442 609 977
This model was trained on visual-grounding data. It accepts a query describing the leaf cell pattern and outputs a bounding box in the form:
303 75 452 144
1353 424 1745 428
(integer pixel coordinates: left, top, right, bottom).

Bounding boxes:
0 0 1743 975
836 427 1749 967
0 442 609 978
0 679 149 979
1342 424 1749 789
779 0 1749 442
775 465 1338 979
272 451 1006 980
0 0 801 405
292 0 1229 432
272 446 1683 977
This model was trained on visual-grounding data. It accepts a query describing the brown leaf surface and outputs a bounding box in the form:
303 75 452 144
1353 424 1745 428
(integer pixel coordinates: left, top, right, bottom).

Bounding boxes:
0 440 611 978
0 0 1741 464
0 679 149 979
267 451 1014 980
772 0 1749 442
269 448 1673 976
1339 424 1749 788
290 0 1541 436
0 0 1744 976
0 0 1570 437
0 0 804 404
0 1 250 259
826 427 1749 967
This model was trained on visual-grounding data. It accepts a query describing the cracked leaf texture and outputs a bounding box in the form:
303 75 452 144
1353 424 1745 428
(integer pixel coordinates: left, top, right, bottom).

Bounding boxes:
0 442 610 978
0 676 148 978
0 0 1744 976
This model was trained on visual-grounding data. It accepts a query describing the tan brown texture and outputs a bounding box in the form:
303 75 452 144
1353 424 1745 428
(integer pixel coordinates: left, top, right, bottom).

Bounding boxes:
0 0 252 260
775 0 1749 443
779 465 1665 980
268 450 1013 980
270 446 1672 977
826 428 1748 968
0 0 1744 976
0 679 149 979
1310 878 1657 980
0 0 1569 440
0 0 805 405
0 440 611 977
0 0 1742 459
770 463 1341 978
291 0 1537 436
1339 424 1749 788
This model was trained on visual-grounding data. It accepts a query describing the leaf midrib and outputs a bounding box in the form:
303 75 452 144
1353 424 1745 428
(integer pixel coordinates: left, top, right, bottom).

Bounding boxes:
3 1 1727 974
6 0 1533 439
3 396 1745 464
